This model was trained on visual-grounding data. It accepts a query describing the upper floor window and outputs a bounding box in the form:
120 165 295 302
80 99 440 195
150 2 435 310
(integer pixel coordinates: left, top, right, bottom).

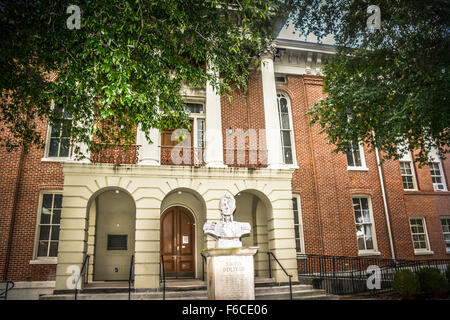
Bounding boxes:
160 102 205 165
409 217 432 254
35 193 62 258
428 147 447 191
292 195 305 255
346 141 367 170
46 104 72 158
352 196 378 253
277 93 295 165
400 161 417 190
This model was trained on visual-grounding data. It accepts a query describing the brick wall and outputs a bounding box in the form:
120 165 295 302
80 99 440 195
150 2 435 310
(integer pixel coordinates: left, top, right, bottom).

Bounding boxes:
1 118 62 281
1 71 449 282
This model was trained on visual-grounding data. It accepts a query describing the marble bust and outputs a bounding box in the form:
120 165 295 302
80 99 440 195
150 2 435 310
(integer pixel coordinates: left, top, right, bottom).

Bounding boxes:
203 195 251 248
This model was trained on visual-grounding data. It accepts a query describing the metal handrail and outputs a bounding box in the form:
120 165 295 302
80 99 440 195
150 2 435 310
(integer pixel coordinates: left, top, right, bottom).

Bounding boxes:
160 255 166 300
200 252 207 281
0 281 15 300
267 252 293 300
74 254 90 300
128 255 134 300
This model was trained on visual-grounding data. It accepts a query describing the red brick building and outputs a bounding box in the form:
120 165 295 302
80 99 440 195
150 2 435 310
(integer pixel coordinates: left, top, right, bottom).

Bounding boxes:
1 38 449 298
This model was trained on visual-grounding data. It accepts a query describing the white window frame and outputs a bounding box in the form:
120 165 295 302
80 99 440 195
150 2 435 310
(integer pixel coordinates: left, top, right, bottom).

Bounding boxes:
346 141 368 171
440 216 450 254
409 217 433 255
185 100 206 165
399 152 418 190
428 146 448 191
276 92 297 167
42 100 73 162
352 195 380 256
31 191 63 264
292 194 305 256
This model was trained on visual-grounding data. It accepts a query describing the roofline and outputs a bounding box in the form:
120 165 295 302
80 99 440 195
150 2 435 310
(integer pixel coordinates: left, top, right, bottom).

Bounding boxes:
275 38 336 55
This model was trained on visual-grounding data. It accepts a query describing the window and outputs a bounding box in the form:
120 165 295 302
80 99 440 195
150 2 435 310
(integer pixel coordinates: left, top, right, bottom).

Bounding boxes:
275 74 286 83
292 195 305 255
409 217 431 253
186 102 205 165
346 141 366 169
440 217 450 253
352 197 377 252
36 193 62 258
46 104 72 158
400 161 417 190
430 162 446 190
277 93 295 165
428 147 447 191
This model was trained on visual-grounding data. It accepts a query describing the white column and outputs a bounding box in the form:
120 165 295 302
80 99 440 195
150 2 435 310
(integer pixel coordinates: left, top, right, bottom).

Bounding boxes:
137 126 160 165
204 63 226 168
261 55 284 169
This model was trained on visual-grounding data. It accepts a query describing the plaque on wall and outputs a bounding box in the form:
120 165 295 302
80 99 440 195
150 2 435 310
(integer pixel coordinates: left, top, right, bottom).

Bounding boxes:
107 234 128 250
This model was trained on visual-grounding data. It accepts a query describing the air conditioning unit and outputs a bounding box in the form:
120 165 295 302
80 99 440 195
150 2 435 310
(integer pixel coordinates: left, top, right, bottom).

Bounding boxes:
433 183 446 191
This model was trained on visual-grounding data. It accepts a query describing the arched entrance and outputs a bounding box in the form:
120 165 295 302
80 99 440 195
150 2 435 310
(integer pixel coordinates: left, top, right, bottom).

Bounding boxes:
161 206 195 278
93 189 136 281
234 189 271 277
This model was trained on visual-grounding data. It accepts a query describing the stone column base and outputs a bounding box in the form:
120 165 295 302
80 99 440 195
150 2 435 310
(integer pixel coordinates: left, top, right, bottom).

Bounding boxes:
202 247 258 300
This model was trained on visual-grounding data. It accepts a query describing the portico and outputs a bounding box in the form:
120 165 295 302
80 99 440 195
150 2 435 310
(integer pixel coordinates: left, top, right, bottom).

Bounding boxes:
54 163 297 291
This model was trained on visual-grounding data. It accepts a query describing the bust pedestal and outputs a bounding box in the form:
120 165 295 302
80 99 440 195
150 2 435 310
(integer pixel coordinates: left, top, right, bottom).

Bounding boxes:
202 247 258 300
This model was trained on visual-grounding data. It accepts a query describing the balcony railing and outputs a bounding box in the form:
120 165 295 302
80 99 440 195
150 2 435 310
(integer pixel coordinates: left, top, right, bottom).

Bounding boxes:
91 144 140 164
224 148 268 168
160 146 205 166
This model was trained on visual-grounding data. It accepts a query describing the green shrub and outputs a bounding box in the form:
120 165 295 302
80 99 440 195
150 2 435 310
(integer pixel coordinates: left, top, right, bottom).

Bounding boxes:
415 267 448 297
392 270 421 299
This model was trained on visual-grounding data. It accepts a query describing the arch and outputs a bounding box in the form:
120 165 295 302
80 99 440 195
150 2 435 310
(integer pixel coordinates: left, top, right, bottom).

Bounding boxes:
160 188 207 279
234 189 272 277
89 188 136 281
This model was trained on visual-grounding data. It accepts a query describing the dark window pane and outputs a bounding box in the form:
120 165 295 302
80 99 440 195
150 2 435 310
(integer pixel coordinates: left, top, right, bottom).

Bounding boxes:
294 227 300 239
282 131 292 147
361 198 369 210
39 226 50 241
59 138 70 157
357 237 366 250
279 98 288 113
292 198 298 211
283 147 293 164
296 239 301 252
50 125 61 137
52 209 61 225
49 242 59 257
53 194 62 209
281 114 290 130
48 138 60 157
41 194 53 224
346 149 354 167
51 226 60 240
37 241 48 257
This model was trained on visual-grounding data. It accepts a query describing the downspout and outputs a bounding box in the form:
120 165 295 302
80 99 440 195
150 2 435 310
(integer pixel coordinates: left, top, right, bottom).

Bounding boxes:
373 132 396 260
3 146 25 280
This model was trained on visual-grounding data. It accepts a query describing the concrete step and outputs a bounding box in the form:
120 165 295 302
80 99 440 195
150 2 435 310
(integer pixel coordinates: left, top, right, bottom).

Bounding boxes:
255 284 313 294
40 284 329 300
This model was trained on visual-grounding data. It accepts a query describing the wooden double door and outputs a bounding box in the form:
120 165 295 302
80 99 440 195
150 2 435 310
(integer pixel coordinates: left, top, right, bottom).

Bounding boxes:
160 206 195 278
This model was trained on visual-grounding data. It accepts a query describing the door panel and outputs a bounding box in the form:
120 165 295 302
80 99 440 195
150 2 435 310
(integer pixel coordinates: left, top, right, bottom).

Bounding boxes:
161 207 195 278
